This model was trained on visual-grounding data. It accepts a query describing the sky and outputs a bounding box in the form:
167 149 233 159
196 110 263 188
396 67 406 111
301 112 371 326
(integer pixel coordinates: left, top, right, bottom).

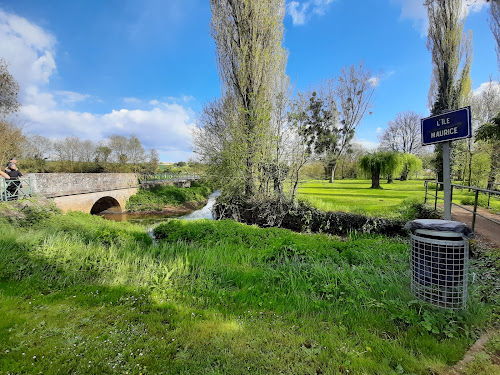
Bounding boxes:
0 0 497 162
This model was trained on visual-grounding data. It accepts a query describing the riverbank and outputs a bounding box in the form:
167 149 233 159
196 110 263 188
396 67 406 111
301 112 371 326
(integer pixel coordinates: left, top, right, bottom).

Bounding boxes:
125 181 212 213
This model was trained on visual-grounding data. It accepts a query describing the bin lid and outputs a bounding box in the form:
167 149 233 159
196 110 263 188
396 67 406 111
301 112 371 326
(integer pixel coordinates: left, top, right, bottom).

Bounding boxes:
404 219 474 238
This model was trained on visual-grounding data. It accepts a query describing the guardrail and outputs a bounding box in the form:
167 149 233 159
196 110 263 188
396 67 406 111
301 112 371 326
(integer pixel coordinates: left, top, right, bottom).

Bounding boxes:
424 180 500 231
0 177 33 201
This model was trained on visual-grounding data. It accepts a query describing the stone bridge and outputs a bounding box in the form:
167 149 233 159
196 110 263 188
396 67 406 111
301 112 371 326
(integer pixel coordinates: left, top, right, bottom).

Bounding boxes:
27 173 198 214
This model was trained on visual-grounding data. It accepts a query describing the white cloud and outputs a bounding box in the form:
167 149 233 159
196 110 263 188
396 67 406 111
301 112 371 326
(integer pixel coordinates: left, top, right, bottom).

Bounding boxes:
123 97 142 104
287 0 336 26
354 138 379 150
0 8 56 91
391 0 490 36
472 80 500 97
54 91 92 104
21 101 196 161
368 77 380 88
376 127 383 133
0 8 196 162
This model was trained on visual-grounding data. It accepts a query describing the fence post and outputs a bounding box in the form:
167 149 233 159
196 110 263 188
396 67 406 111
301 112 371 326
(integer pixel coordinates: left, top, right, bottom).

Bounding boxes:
488 192 491 209
472 190 479 231
424 181 428 204
434 182 439 211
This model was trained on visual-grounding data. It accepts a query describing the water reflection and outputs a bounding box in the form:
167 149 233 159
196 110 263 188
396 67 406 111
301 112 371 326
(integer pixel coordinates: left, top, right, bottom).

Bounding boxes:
98 190 220 225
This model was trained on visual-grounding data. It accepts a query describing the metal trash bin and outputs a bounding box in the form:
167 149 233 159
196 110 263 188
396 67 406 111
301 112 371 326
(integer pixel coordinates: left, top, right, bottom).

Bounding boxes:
404 219 473 309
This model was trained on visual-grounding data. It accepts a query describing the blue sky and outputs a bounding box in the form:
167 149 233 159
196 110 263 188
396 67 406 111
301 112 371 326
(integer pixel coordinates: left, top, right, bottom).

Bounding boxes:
0 0 496 162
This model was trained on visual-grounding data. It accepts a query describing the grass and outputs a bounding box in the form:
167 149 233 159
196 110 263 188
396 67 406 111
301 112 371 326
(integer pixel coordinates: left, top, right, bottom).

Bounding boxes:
126 181 212 212
297 179 500 217
0 202 498 374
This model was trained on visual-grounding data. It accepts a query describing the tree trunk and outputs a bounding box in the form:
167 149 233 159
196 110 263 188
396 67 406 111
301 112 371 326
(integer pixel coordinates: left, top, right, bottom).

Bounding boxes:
387 174 393 184
435 143 444 191
371 169 381 189
487 144 499 190
329 162 337 183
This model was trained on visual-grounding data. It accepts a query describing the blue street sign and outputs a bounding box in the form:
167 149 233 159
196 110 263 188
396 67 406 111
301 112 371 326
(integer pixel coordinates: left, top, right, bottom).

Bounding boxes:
421 106 472 146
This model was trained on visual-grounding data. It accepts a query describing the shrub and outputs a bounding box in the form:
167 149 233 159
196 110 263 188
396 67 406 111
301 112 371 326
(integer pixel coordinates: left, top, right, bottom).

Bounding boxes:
213 197 407 237
398 198 442 221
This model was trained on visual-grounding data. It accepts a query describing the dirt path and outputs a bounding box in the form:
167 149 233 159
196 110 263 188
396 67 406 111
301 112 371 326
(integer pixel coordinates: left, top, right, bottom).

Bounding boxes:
449 205 500 249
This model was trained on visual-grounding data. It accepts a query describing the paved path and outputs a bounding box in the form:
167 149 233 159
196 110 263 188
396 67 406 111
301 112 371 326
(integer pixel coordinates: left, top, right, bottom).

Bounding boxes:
449 204 500 249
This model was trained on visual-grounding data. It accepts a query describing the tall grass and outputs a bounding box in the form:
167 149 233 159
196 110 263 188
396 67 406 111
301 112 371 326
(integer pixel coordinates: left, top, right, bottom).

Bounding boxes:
0 205 496 374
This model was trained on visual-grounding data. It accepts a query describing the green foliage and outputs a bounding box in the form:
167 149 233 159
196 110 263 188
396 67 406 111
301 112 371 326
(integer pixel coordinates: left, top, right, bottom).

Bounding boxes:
0 205 497 373
398 197 442 221
126 182 212 212
396 153 423 180
359 152 398 187
476 112 500 142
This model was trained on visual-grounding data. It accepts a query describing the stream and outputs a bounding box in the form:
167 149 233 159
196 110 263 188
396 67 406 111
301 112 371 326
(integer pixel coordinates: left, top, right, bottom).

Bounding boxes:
98 190 220 225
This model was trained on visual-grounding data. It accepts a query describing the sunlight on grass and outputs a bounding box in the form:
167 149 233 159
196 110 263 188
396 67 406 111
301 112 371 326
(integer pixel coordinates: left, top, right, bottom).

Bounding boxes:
297 179 426 216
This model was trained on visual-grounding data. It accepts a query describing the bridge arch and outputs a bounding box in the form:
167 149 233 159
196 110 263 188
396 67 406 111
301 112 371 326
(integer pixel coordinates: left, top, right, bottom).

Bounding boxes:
90 196 122 214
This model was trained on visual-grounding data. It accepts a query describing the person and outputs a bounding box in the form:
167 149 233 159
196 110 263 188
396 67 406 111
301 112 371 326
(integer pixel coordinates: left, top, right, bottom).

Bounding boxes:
5 157 17 172
0 170 9 179
5 163 22 200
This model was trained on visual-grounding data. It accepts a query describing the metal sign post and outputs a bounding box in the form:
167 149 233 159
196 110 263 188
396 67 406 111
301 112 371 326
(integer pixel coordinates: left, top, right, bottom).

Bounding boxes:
421 107 472 220
442 141 451 220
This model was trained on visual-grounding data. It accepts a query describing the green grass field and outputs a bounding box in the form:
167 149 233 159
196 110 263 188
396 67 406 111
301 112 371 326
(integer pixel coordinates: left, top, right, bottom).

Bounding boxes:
297 179 500 216
0 201 498 374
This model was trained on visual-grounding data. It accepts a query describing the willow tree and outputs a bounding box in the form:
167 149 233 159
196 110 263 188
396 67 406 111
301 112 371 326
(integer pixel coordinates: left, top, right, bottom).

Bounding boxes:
359 151 398 189
426 0 472 185
209 0 288 198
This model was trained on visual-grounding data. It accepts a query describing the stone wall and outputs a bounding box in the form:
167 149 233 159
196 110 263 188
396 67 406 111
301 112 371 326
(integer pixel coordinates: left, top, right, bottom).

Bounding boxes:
27 173 139 197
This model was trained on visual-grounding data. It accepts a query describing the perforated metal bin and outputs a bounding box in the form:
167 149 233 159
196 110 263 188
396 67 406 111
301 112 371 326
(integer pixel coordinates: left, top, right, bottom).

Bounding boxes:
405 220 472 309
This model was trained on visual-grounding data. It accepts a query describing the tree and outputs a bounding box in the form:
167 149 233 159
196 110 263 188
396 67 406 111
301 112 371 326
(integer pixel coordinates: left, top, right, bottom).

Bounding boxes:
397 153 423 181
53 136 82 170
294 91 339 182
379 111 423 155
209 0 288 197
490 0 500 71
127 135 145 163
359 151 398 189
77 140 97 163
95 145 112 163
0 59 20 118
426 0 472 185
476 112 500 189
0 120 25 166
0 60 24 165
22 135 53 160
146 149 160 173
294 62 376 183
108 135 130 163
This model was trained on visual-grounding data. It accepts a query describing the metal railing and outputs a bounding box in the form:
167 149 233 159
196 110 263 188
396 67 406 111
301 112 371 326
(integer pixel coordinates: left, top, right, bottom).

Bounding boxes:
424 180 500 231
0 177 33 201
138 173 200 184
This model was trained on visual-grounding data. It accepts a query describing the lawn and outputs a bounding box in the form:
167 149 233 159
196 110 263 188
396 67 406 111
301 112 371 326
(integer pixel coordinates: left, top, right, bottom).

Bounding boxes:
0 202 498 374
297 179 500 217
297 179 427 217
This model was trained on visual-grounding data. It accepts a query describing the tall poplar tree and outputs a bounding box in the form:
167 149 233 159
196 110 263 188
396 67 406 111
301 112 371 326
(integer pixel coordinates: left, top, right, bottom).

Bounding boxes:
210 0 288 197
426 0 472 185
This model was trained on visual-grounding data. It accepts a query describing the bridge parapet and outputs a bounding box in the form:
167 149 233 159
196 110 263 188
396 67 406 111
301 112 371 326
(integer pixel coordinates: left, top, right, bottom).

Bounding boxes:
27 173 139 197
